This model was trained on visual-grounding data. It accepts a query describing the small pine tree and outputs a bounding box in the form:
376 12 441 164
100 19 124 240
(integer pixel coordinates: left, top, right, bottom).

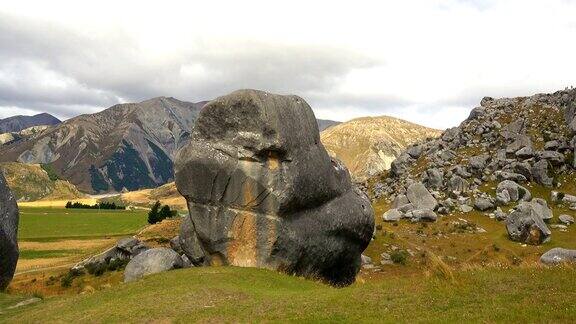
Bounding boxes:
65 201 72 209
159 205 172 221
148 201 162 224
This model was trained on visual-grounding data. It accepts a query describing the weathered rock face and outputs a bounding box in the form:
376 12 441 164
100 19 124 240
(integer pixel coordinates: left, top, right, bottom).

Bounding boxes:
0 172 19 290
175 90 375 286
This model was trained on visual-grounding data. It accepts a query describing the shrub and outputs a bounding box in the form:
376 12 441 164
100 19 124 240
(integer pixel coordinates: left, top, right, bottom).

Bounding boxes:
148 201 177 224
85 262 107 277
148 201 162 224
60 271 79 288
65 201 125 210
107 258 129 271
390 250 409 265
41 163 60 181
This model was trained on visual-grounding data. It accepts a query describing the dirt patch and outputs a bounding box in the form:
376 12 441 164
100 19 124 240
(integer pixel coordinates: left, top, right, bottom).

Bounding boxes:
16 257 74 273
138 218 182 239
19 238 116 251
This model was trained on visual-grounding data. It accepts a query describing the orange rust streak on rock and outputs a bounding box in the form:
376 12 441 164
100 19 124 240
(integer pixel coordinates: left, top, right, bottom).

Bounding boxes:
226 179 259 267
267 151 279 170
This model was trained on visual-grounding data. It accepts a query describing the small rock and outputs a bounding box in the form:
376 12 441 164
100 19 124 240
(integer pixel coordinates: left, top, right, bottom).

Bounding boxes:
559 214 575 225
474 197 495 211
382 209 402 222
460 205 473 213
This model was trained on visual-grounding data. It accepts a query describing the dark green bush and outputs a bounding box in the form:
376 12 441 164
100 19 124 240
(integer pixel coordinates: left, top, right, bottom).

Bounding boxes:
390 250 409 265
148 201 177 224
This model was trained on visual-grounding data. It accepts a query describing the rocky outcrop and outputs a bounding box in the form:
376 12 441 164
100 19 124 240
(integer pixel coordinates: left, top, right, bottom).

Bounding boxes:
175 89 374 286
0 172 19 290
72 237 149 274
370 88 576 245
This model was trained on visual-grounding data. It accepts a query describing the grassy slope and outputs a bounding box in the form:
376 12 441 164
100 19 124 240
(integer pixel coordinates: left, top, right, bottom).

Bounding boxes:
18 207 148 241
2 266 576 323
0 162 85 202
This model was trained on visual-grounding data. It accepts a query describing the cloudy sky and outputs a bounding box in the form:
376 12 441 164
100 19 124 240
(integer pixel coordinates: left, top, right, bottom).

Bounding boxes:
1 0 575 129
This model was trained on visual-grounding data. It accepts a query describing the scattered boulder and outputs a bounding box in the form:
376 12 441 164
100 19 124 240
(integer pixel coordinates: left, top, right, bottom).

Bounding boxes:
494 208 507 221
391 194 409 209
382 209 402 222
174 90 374 286
474 197 495 211
532 160 553 187
496 180 531 204
124 248 184 283
559 215 574 225
460 205 473 213
537 151 565 166
406 145 424 159
447 175 469 194
495 171 527 183
540 248 576 265
0 172 19 290
517 198 553 222
422 168 443 190
406 182 438 211
390 153 413 177
406 209 437 222
515 147 534 159
468 154 489 173
506 207 551 245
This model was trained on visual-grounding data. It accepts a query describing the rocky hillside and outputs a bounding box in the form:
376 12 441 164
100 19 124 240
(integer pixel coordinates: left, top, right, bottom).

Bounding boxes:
321 116 441 180
0 97 207 193
369 88 576 247
0 162 85 202
0 113 60 133
0 125 52 146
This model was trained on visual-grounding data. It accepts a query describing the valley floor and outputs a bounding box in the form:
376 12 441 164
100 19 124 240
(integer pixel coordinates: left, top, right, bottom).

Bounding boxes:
2 266 576 323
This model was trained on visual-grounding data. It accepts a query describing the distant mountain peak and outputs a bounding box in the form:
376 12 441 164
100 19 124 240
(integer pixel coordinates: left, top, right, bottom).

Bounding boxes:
0 113 61 134
320 115 442 180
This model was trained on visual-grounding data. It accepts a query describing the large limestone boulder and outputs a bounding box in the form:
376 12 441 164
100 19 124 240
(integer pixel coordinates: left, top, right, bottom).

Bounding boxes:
0 172 18 290
174 90 374 286
124 248 184 283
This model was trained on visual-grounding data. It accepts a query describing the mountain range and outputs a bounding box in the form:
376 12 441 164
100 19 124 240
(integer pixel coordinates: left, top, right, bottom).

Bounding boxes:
0 97 206 193
0 97 438 194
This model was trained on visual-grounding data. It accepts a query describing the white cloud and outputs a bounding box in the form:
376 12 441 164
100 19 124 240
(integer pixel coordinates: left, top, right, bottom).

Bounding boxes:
0 0 575 129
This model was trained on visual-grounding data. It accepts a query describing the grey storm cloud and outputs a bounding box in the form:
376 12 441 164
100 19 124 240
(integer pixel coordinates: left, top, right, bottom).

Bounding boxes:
0 12 383 119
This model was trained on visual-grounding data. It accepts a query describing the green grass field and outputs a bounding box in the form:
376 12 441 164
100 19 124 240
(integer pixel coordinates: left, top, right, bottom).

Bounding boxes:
2 266 576 323
18 207 148 241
